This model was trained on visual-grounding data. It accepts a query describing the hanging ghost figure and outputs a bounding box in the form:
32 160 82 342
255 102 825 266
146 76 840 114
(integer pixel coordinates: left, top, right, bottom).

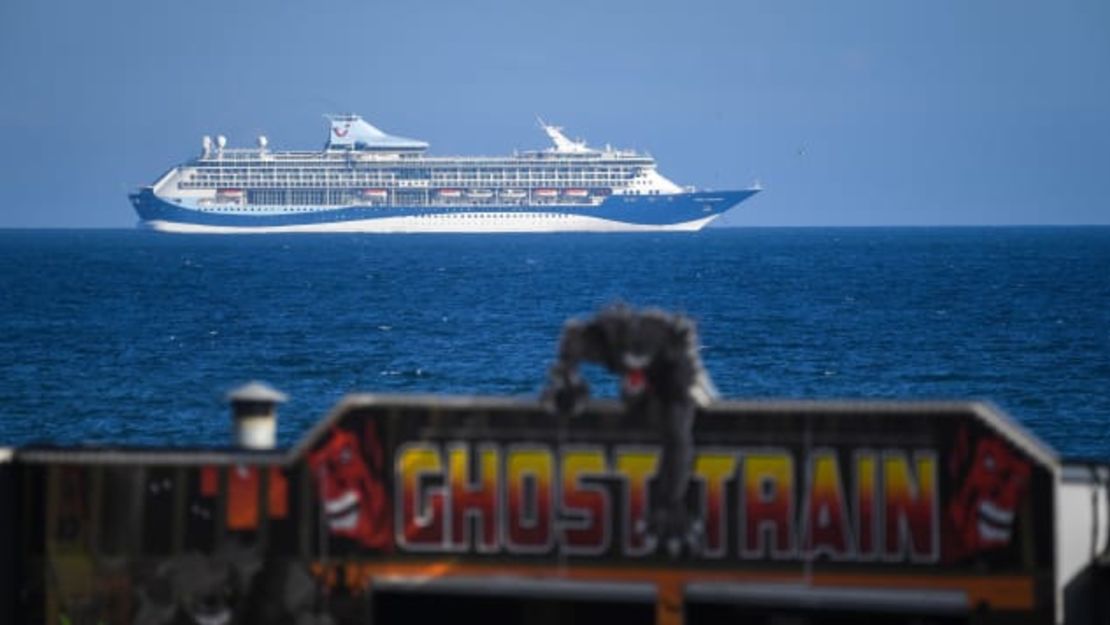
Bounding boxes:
543 305 717 556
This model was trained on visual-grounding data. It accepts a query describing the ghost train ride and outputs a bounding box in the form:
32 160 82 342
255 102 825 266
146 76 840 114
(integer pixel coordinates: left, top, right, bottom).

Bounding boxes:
6 396 1109 624
1 311 1109 624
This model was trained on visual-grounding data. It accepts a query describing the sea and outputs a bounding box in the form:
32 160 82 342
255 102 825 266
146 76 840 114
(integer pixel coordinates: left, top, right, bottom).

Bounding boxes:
1 227 1108 458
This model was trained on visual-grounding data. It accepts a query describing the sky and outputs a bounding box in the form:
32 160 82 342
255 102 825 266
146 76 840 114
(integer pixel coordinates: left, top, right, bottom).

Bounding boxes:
0 0 1107 228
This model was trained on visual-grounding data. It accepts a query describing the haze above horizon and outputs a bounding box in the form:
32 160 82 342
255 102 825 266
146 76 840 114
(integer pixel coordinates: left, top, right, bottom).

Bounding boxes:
1 0 1107 228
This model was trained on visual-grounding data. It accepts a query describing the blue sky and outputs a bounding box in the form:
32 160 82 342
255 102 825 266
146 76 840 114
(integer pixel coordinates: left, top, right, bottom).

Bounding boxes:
1 0 1107 227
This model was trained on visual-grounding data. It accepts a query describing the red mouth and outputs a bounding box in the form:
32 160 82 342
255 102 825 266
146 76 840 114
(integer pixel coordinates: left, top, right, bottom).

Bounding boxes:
623 368 646 394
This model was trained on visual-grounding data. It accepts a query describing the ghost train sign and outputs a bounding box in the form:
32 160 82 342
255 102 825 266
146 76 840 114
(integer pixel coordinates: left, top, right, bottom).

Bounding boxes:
303 396 1062 619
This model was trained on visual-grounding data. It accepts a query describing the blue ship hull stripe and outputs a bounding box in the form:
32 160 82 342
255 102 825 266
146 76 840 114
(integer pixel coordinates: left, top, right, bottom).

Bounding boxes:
131 190 758 228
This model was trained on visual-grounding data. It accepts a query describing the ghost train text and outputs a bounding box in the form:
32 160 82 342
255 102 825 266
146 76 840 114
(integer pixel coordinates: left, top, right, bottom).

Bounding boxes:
394 442 938 562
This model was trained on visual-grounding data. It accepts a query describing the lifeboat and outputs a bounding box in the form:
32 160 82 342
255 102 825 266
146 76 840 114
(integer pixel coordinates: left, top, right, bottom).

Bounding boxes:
216 188 244 197
533 188 558 198
467 189 494 200
437 189 462 198
564 188 589 198
500 189 526 199
362 188 388 200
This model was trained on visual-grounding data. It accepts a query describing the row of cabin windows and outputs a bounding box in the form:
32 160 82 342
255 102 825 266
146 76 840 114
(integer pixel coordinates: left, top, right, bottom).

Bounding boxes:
196 163 644 172
191 168 641 178
237 192 601 207
181 178 634 191
188 173 636 182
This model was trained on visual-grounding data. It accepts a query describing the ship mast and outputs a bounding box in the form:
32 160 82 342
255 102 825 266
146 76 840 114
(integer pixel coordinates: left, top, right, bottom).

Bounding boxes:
537 116 594 154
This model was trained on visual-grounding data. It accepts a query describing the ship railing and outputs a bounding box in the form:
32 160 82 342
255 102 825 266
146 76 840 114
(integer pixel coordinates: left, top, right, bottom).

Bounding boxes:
196 152 653 166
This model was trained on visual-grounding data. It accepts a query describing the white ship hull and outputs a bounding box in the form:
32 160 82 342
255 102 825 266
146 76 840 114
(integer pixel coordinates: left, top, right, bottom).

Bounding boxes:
142 212 720 234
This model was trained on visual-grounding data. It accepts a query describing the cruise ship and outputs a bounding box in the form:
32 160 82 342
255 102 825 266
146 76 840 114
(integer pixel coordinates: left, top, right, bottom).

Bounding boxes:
129 115 760 233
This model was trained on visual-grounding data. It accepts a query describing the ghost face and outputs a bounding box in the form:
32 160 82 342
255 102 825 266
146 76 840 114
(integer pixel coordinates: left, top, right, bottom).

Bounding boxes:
609 317 671 400
309 428 391 550
948 436 1031 555
620 352 652 398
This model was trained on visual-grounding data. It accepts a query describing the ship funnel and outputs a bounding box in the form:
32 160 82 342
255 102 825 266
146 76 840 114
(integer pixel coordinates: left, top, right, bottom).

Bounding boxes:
257 135 268 149
325 114 427 152
226 381 287 450
202 135 213 156
216 135 227 150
